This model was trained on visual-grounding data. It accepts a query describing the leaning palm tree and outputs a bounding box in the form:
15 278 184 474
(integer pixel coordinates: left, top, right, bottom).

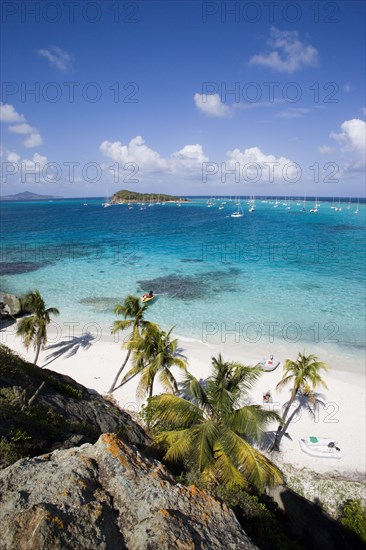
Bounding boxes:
108 295 154 393
118 324 187 398
271 352 328 451
148 355 283 491
16 290 60 365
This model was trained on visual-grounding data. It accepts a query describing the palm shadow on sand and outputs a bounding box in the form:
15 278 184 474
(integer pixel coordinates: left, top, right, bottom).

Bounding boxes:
42 332 95 367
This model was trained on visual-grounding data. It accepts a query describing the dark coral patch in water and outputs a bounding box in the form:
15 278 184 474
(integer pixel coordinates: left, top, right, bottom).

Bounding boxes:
0 262 49 275
137 268 243 300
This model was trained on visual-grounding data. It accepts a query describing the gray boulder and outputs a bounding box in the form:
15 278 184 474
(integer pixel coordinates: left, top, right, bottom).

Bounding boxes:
0 434 257 550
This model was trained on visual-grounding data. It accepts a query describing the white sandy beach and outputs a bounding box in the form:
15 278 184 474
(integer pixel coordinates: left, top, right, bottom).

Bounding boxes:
1 323 365 478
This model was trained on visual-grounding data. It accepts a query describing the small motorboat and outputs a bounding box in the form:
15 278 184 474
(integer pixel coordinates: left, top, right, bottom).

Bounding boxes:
299 437 343 459
257 355 281 371
141 294 154 303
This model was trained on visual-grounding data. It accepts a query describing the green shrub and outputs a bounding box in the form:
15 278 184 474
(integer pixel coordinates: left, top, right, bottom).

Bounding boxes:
339 499 366 543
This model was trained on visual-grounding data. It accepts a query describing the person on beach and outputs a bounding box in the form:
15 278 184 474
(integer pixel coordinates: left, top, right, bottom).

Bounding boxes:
263 390 272 403
266 354 274 365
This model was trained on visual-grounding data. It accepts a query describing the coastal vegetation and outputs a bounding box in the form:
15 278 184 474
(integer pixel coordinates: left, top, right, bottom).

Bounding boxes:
144 354 282 491
109 294 155 393
110 189 190 203
1 289 365 549
16 290 59 365
271 352 328 451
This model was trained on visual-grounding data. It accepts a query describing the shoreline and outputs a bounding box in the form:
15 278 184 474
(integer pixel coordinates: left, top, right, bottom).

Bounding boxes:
1 322 365 478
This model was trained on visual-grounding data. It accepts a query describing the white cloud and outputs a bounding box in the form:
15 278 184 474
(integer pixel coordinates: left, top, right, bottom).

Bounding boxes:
327 118 366 174
249 27 319 73
9 123 34 134
100 136 168 172
22 152 48 171
194 93 231 118
226 146 296 183
170 144 208 172
318 145 335 154
37 46 72 71
275 107 311 119
1 103 43 148
330 119 366 154
100 136 211 179
0 103 25 123
24 133 43 148
6 151 21 163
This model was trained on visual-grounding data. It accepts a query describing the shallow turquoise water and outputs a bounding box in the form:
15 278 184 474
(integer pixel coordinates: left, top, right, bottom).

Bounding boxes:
1 197 365 354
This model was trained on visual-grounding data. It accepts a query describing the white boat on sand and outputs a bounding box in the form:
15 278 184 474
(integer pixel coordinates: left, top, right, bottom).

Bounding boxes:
299 437 343 459
257 355 281 371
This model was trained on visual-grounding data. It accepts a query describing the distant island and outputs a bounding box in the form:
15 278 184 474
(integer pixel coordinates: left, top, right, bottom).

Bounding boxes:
110 189 190 204
0 191 63 201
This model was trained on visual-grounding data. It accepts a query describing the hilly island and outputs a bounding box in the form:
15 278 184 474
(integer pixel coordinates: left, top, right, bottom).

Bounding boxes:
110 189 190 204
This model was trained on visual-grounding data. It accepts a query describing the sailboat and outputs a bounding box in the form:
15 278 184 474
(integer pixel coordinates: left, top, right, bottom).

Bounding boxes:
331 197 336 209
301 195 306 211
355 199 359 214
231 199 244 218
310 198 318 213
335 198 342 212
249 195 256 212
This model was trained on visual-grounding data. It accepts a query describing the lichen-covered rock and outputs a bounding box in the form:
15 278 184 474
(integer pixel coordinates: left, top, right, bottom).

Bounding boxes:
0 434 256 550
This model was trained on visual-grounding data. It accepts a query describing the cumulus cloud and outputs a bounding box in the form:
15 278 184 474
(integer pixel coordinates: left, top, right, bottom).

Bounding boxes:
9 123 34 134
1 103 43 148
0 103 25 123
24 133 43 148
330 119 366 154
37 46 72 71
328 118 366 174
100 136 210 178
170 144 208 172
225 146 297 183
100 136 168 172
249 27 319 73
194 93 231 118
22 152 48 171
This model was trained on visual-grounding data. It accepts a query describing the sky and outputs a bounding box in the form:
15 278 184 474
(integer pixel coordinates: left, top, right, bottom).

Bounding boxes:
1 0 365 197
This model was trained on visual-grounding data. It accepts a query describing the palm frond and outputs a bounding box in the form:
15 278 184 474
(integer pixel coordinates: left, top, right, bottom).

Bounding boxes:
226 405 282 441
148 394 204 428
218 430 283 489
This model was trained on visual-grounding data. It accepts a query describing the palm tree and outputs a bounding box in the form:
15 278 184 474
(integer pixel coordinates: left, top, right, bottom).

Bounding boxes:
108 295 154 393
16 290 60 365
118 324 187 398
148 355 283 491
271 352 328 451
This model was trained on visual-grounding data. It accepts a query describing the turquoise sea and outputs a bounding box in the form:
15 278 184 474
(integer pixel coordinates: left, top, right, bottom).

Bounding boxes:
1 197 365 358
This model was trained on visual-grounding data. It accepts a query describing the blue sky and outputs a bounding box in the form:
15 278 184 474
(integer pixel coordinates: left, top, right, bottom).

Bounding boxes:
1 0 365 197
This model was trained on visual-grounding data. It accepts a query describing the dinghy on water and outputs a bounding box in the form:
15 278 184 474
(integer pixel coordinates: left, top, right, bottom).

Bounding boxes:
299 437 343 459
256 355 281 372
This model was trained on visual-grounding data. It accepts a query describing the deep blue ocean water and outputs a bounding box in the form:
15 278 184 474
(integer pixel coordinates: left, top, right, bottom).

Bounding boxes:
1 197 365 356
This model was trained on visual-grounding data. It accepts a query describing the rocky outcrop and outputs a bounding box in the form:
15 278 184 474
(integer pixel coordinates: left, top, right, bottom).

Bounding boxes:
0 434 256 550
0 293 21 316
0 345 149 468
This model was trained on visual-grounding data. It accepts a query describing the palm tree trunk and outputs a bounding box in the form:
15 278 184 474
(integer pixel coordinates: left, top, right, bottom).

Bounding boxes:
108 349 131 393
34 343 41 365
111 370 139 393
21 381 46 411
271 394 296 452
